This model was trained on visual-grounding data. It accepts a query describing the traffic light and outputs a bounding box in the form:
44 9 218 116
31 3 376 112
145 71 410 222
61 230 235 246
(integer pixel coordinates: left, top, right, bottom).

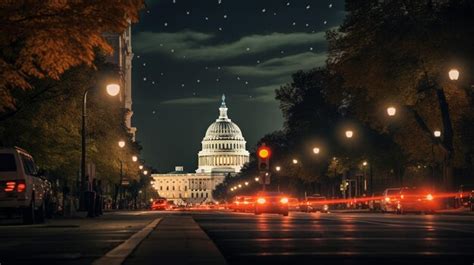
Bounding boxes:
257 144 271 172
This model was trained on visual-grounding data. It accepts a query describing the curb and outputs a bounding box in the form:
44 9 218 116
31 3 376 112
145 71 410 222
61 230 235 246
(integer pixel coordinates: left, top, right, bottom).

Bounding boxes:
92 217 162 265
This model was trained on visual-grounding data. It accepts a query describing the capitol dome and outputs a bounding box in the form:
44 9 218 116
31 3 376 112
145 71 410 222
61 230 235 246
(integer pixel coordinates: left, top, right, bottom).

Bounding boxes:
196 95 250 173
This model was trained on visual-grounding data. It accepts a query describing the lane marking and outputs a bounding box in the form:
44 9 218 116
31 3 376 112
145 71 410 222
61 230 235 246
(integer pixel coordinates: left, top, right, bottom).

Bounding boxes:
92 217 162 265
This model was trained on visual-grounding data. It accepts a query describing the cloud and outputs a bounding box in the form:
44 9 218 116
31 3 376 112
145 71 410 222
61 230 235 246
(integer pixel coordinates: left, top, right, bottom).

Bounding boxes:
160 97 217 105
134 30 326 61
227 52 327 78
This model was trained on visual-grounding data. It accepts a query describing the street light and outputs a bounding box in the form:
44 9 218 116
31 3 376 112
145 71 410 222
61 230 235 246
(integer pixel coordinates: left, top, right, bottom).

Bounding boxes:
362 161 368 166
255 177 259 182
143 170 148 175
313 147 320 154
345 130 354 138
449 69 460 81
132 155 138 162
80 83 120 210
292 159 298 164
139 165 144 170
387 106 397 117
275 166 281 171
238 184 242 188
115 140 126 209
245 182 249 186
106 83 121 96
434 130 442 138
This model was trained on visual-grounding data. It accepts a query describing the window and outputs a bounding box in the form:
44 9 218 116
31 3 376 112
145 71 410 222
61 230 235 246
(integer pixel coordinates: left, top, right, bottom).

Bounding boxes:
185 186 187 191
20 154 37 176
160 186 163 190
172 186 175 191
0 154 16 172
166 186 169 191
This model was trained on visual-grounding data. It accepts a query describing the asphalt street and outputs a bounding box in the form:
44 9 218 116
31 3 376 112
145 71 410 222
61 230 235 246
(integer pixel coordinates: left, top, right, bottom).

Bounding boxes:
0 211 161 265
1 210 474 265
193 211 474 265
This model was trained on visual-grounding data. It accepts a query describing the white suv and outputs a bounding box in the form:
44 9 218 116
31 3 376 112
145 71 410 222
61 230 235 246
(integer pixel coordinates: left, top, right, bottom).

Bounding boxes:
0 147 51 223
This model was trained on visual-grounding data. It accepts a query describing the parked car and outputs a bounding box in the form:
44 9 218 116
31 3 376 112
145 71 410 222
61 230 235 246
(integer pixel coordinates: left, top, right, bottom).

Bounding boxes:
234 196 255 212
396 187 438 214
151 198 168 210
454 184 474 210
254 192 289 216
381 188 402 212
300 196 329 213
368 192 383 212
0 147 52 224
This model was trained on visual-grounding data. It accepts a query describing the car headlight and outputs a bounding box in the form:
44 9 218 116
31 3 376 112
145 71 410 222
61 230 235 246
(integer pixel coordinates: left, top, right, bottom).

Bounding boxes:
257 198 266 204
280 197 289 204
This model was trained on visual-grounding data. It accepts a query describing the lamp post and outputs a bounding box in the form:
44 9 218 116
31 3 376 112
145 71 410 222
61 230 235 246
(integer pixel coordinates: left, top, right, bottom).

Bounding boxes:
80 83 120 210
115 140 125 209
345 130 354 138
313 147 320 154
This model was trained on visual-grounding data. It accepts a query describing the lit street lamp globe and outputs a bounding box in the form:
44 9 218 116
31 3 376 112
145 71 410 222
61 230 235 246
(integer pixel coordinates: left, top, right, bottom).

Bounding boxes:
313 147 320 154
143 170 148 175
132 155 138 162
448 69 460 81
118 140 125 148
238 184 242 188
139 165 144 170
362 161 368 166
345 130 354 138
106 83 121 96
434 130 442 138
245 182 249 186
387 106 397 117
275 166 281 171
255 177 259 182
292 159 298 164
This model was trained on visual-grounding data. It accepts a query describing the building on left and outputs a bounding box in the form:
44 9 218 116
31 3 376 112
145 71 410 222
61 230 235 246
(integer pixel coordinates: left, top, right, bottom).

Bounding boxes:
103 24 137 140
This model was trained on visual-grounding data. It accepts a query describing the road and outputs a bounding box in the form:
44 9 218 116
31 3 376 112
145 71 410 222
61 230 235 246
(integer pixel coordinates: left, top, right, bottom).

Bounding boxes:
0 210 473 265
194 211 474 265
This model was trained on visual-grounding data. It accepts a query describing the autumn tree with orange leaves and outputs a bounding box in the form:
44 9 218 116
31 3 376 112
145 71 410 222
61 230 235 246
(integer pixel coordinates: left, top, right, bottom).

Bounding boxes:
0 0 144 112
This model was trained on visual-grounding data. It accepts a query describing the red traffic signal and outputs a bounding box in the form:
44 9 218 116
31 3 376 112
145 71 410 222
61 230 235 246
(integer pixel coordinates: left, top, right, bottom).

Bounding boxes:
257 144 271 172
257 146 271 159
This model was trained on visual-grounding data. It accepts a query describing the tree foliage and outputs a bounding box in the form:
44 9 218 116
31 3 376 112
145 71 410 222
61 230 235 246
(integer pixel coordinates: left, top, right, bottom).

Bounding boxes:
0 0 144 111
326 0 474 177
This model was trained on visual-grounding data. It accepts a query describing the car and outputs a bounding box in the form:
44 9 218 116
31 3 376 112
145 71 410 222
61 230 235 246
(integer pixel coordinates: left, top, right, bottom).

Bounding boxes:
368 192 383 212
396 187 438 214
288 197 300 211
233 196 255 212
254 192 289 216
300 196 329 213
381 188 402 212
454 184 474 210
151 198 168 210
230 196 244 212
0 147 51 224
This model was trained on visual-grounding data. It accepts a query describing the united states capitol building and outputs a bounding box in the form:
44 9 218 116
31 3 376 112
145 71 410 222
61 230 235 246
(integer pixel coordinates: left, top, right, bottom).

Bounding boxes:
151 96 249 204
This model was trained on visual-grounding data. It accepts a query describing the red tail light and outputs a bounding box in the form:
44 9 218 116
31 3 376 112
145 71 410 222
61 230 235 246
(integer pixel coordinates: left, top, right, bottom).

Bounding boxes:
280 197 289 204
16 181 26 192
5 181 15 192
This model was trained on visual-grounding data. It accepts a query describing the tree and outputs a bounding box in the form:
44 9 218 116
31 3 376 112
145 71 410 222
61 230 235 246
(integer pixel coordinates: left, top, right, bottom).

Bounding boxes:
0 0 144 112
0 58 142 195
327 0 474 187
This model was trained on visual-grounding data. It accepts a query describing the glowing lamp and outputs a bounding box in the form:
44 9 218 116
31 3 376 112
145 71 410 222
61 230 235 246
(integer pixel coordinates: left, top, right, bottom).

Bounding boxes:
448 69 459 81
106 83 120 96
313 147 320 154
387 106 397 117
345 130 354 138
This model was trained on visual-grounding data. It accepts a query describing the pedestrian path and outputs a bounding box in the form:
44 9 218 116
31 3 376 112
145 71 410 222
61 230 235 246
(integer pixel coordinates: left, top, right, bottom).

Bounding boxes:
124 215 227 265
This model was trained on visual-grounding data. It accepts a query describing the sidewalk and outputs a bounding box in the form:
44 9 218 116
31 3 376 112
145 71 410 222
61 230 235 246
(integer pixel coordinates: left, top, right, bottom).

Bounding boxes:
124 215 227 265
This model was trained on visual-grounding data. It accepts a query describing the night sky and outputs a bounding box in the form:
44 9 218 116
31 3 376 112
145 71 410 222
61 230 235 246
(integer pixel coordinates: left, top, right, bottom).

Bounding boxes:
132 0 345 172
